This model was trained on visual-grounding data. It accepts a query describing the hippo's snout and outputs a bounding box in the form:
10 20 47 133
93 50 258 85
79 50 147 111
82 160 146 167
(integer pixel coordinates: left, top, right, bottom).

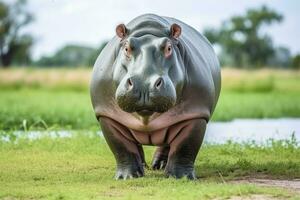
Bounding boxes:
115 76 177 116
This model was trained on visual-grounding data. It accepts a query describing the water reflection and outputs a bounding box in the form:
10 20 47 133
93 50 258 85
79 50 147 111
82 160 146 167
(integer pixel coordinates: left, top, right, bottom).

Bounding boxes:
205 118 300 144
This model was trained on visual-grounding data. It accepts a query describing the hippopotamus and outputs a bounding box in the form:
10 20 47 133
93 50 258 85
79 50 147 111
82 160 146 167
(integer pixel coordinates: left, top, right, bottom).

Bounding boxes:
90 14 221 180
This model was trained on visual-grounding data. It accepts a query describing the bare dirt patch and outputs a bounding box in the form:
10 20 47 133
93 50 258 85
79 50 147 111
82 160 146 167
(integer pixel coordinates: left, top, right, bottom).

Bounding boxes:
231 178 300 192
226 195 283 200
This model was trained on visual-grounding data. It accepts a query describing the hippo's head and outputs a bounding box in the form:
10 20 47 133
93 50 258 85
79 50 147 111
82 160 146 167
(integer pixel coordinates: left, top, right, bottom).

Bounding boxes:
112 23 185 117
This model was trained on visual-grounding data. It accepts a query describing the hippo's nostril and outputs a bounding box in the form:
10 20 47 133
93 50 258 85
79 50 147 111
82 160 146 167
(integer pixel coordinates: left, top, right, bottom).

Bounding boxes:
155 77 163 89
127 78 133 89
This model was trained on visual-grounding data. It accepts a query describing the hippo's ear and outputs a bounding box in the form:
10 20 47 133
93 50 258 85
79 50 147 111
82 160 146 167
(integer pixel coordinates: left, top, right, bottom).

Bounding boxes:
116 24 128 39
170 23 181 39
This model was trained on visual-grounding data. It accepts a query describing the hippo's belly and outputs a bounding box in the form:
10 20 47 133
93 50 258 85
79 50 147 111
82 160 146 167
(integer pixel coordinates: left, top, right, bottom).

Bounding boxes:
96 100 210 135
101 116 204 146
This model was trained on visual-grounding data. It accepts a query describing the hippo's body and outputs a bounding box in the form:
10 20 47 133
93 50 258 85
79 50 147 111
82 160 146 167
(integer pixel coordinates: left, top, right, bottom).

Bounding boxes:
90 14 221 179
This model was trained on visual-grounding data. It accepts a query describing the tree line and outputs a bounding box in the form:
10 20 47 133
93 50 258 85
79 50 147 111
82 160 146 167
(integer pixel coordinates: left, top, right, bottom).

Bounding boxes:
203 5 299 68
0 0 299 68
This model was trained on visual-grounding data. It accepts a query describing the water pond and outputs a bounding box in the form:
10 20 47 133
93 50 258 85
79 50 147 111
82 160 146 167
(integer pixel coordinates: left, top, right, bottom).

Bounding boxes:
1 118 299 145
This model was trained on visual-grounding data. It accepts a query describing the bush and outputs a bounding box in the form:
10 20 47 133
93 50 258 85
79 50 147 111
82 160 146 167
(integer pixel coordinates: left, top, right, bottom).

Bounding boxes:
292 54 300 69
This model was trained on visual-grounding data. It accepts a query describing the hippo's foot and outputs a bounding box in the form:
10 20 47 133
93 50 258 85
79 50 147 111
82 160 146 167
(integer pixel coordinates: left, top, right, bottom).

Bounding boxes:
115 152 145 180
115 163 144 180
152 146 169 170
165 163 196 180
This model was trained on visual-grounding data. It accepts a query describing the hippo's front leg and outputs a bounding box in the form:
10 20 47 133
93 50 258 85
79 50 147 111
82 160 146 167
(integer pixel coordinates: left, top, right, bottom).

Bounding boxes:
165 119 206 180
99 117 144 179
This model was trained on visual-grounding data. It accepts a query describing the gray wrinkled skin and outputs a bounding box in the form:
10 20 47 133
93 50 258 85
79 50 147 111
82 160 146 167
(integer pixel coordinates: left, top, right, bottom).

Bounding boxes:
90 14 221 179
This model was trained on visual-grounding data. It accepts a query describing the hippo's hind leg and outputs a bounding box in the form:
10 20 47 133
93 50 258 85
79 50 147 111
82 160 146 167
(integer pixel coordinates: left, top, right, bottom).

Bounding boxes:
99 117 144 179
151 146 170 170
165 119 206 180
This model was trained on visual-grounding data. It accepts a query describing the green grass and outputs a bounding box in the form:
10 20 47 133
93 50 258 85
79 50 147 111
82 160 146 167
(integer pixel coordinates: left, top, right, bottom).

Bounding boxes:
0 133 299 199
221 68 300 93
0 68 299 130
0 89 299 130
212 91 300 121
1 68 299 199
0 89 96 130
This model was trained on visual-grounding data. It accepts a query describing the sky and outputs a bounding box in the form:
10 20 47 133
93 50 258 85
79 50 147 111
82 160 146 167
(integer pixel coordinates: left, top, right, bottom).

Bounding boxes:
18 0 300 59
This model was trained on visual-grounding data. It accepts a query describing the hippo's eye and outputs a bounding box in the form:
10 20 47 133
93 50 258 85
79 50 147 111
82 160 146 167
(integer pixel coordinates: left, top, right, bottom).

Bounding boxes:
124 43 132 58
164 42 172 58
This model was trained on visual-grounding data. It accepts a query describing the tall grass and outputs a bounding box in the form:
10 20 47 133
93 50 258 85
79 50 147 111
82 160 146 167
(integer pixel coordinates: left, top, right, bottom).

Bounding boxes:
0 67 91 91
0 68 300 130
221 68 300 93
0 89 299 130
1 67 300 92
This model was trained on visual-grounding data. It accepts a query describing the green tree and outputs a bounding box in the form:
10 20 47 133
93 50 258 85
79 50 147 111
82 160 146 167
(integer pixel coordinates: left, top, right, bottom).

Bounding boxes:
204 5 283 67
36 44 96 67
0 0 33 67
267 46 291 68
36 42 108 67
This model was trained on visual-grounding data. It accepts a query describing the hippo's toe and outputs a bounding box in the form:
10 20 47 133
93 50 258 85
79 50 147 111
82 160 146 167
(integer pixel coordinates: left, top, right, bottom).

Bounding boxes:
115 164 144 180
152 158 167 170
165 164 196 180
151 146 169 170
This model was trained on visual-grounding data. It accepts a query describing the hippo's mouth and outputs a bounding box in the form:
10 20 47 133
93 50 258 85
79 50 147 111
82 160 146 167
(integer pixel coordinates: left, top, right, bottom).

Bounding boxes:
136 109 154 116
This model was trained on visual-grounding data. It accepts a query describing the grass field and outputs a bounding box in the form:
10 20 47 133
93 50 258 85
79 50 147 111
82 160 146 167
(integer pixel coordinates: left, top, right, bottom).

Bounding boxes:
0 133 299 199
0 89 300 130
0 68 299 199
0 68 300 130
1 67 300 92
